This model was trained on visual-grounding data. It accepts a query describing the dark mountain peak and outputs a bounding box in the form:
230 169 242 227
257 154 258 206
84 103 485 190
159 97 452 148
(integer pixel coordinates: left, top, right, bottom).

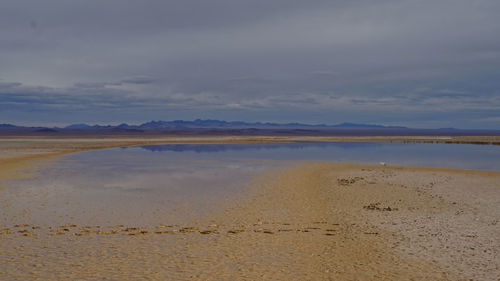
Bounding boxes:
0 123 18 128
139 120 170 129
140 119 238 128
66 123 119 129
18 119 410 131
68 119 409 129
65 123 91 129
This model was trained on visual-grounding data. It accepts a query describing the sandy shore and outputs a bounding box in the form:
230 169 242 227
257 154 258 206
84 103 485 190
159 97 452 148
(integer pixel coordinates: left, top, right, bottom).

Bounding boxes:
1 138 499 280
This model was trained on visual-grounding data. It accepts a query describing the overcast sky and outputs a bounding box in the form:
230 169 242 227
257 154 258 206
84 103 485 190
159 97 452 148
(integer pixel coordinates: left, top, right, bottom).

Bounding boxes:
1 0 499 128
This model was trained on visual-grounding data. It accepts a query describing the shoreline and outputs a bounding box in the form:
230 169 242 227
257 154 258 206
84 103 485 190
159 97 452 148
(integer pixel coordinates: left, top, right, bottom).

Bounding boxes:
1 138 499 280
1 135 499 185
1 134 500 144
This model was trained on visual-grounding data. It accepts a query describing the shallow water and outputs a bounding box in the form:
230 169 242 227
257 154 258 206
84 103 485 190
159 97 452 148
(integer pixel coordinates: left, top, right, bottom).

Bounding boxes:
2 153 277 227
2 142 499 227
138 141 500 170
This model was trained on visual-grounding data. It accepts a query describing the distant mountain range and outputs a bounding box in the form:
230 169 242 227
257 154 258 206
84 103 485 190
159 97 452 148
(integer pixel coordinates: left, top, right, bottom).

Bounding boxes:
2 119 500 136
62 119 408 130
0 124 18 128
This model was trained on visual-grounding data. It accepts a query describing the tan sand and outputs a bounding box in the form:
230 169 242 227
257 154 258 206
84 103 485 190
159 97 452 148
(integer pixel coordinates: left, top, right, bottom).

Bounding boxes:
0 138 499 280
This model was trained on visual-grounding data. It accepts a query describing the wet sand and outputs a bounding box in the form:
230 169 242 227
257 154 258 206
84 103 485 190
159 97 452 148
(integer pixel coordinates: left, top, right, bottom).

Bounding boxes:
1 138 499 280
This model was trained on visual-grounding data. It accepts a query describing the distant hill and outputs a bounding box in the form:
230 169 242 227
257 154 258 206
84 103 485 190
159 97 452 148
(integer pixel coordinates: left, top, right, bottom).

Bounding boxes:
0 124 18 128
66 119 406 130
65 123 92 129
2 120 500 136
137 119 282 129
65 123 116 129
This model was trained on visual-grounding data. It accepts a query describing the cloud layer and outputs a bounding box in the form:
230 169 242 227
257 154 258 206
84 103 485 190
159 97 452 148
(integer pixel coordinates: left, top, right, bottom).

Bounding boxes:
1 0 499 128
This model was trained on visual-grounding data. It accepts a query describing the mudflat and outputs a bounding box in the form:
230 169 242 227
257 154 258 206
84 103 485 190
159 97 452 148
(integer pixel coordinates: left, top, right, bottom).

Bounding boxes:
1 137 499 280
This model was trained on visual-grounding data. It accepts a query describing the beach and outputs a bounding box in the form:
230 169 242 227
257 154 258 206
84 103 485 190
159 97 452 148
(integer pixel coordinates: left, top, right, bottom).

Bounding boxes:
1 137 499 280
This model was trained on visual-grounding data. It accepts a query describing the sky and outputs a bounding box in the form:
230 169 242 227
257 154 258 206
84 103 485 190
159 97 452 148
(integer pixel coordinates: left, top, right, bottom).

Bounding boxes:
1 0 499 129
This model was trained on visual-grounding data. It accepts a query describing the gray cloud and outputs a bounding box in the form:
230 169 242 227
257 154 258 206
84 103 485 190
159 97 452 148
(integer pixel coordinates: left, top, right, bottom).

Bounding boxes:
0 0 499 128
0 82 23 88
120 76 157 85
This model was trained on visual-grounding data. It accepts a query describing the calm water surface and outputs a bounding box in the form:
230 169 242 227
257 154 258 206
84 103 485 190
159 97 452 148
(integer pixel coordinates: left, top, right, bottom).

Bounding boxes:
137 142 500 170
3 142 499 227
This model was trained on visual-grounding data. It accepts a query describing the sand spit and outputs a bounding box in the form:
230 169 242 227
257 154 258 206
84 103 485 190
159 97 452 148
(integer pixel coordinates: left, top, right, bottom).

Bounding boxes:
1 139 499 280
